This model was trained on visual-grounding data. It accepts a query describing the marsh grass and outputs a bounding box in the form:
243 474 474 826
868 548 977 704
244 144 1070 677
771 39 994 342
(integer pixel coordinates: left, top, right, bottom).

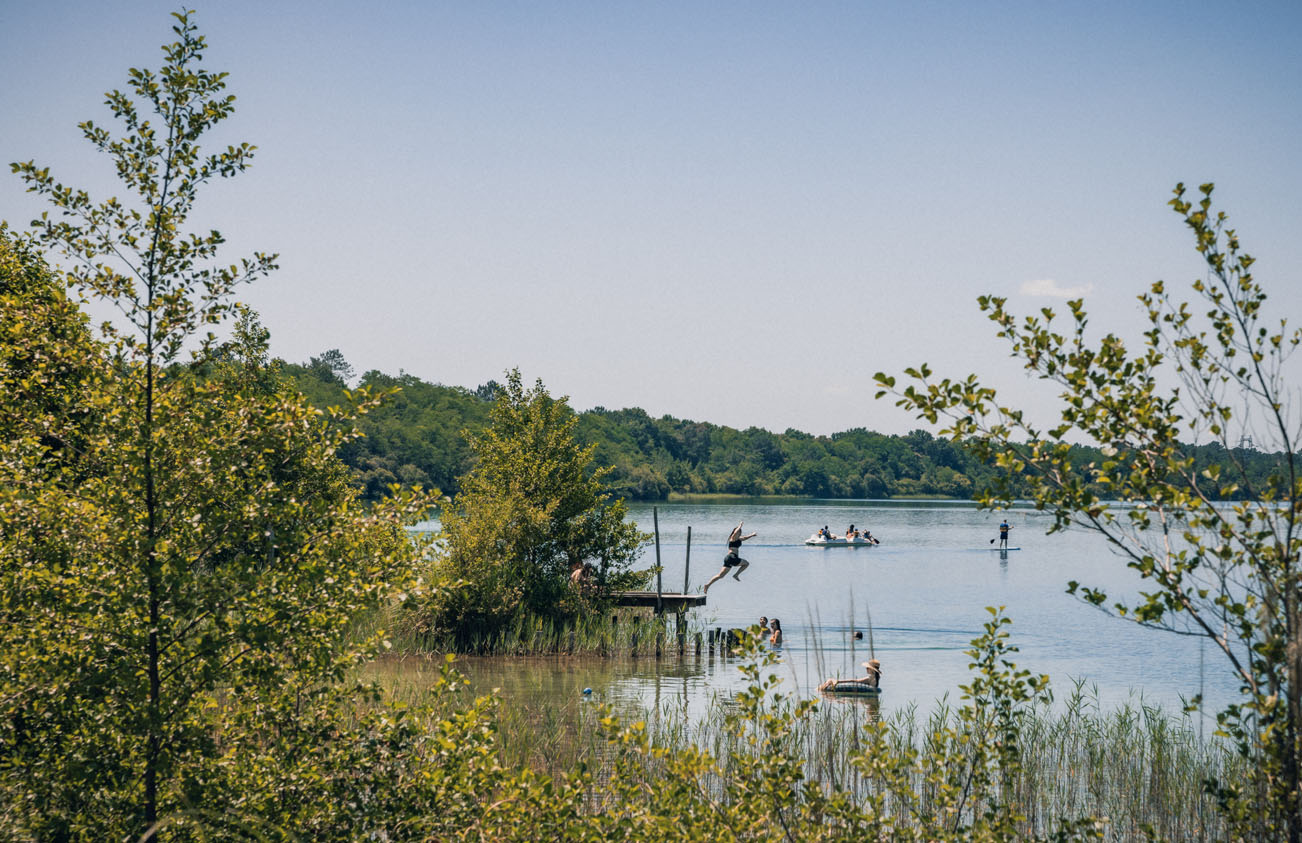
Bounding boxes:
362 599 713 657
367 653 1236 840
360 603 1235 838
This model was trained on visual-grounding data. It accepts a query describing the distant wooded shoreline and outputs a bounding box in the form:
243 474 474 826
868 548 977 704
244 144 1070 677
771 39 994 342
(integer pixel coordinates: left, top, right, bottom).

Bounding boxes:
284 357 1289 504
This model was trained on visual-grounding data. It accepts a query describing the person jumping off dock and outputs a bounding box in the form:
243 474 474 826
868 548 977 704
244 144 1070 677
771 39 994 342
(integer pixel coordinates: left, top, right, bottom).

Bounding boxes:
703 521 756 593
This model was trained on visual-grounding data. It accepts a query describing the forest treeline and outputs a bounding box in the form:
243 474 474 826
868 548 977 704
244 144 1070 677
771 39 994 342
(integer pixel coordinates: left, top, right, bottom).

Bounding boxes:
283 353 1287 502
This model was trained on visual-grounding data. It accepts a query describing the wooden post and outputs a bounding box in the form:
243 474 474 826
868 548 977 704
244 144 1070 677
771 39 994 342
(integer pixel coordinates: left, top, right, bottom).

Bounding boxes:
683 525 692 594
694 632 702 657
676 610 686 655
631 616 640 656
653 506 663 615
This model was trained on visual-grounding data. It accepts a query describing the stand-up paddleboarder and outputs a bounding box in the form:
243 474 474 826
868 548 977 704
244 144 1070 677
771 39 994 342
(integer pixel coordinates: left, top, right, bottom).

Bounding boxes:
703 521 757 593
993 519 1013 549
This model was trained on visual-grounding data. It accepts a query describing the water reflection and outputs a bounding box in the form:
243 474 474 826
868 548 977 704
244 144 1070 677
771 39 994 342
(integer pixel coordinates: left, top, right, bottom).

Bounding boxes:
390 500 1238 733
816 689 882 718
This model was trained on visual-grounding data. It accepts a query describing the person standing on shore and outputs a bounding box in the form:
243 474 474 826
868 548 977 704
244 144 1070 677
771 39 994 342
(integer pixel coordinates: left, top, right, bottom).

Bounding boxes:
703 521 756 593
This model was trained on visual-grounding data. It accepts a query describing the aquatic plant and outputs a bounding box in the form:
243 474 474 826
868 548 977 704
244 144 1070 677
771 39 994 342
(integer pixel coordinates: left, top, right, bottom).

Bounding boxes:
371 614 1235 839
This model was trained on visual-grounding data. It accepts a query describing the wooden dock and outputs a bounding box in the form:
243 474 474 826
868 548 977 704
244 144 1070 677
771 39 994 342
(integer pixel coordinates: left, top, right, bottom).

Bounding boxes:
610 507 706 619
609 589 707 657
611 591 706 612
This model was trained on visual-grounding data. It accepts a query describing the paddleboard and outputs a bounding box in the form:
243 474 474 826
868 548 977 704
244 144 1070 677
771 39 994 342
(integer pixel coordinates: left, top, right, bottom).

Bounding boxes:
986 546 1021 551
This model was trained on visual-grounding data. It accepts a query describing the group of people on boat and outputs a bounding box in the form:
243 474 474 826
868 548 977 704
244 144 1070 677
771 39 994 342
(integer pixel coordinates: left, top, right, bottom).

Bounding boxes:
814 524 879 544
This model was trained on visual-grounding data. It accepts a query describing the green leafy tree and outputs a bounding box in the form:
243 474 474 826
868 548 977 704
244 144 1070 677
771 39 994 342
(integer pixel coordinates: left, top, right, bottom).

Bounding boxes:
306 347 355 386
282 361 490 500
426 369 648 644
877 183 1302 840
3 13 432 838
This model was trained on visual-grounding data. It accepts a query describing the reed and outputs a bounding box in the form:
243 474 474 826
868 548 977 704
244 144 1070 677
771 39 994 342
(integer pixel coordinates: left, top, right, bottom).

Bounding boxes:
368 656 1238 839
366 601 710 657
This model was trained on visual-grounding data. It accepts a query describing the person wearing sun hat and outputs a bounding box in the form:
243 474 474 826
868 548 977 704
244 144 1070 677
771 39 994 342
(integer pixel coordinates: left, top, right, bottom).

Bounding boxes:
815 658 882 693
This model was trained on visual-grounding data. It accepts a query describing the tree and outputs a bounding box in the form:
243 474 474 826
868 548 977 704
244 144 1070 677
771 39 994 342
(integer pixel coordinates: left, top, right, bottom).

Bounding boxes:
426 370 648 644
306 347 355 386
876 183 1301 839
0 225 103 465
4 13 432 838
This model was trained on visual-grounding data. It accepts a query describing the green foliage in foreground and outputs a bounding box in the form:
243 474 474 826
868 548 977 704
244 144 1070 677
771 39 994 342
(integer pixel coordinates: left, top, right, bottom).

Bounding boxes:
409 371 650 647
879 184 1302 839
2 15 435 838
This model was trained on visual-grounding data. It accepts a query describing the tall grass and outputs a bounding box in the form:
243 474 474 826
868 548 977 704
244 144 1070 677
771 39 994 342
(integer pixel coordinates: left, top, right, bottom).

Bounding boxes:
368 655 1236 840
360 599 714 657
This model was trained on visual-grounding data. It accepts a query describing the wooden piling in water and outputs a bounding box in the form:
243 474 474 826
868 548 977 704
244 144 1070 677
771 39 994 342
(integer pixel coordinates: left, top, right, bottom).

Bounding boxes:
683 525 692 594
653 506 663 615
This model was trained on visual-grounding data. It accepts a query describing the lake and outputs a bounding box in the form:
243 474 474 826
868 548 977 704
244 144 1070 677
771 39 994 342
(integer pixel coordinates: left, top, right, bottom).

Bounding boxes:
425 499 1238 726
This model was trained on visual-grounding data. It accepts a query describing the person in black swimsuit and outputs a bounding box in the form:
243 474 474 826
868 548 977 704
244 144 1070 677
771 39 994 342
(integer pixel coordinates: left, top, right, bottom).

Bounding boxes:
703 521 757 593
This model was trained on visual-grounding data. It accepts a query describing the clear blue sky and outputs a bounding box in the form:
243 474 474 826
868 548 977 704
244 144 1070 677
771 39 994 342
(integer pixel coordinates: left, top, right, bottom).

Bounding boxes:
3 1 1300 436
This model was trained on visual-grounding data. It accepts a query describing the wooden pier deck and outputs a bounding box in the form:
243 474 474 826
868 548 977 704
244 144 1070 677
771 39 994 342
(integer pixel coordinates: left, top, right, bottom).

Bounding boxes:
611 591 706 612
613 507 706 616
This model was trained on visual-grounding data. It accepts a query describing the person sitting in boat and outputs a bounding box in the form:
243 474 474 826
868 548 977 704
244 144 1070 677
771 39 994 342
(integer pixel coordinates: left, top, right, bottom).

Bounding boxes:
846 524 859 539
819 525 832 540
863 530 879 545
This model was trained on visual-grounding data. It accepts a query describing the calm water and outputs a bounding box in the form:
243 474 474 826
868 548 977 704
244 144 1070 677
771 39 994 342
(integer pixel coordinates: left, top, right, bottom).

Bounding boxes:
426 500 1238 724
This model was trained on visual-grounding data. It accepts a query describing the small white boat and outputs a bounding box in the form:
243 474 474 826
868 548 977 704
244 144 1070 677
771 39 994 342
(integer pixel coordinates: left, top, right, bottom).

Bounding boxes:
804 533 879 547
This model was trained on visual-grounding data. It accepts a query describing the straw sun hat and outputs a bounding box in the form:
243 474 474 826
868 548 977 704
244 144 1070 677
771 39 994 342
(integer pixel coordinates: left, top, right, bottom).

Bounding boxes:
862 660 881 670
